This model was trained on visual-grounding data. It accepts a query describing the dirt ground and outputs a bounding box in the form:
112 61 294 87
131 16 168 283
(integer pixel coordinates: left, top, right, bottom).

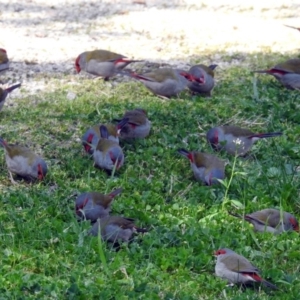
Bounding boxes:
1 0 300 94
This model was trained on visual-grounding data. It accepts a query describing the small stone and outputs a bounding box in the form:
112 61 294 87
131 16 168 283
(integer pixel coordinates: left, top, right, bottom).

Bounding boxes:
66 91 77 100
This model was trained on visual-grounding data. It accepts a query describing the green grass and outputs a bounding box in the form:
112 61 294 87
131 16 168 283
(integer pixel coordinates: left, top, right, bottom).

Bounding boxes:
0 52 300 299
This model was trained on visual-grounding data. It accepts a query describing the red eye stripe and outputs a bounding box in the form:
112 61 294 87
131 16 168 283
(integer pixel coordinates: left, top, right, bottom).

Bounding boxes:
289 217 299 231
37 164 44 180
76 197 89 213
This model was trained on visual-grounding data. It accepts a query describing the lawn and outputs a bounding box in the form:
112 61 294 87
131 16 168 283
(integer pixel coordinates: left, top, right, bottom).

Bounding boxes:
0 51 300 299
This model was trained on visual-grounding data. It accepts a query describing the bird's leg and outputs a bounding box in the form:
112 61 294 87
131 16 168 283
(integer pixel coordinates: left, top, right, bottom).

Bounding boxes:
226 283 235 287
189 90 197 96
157 95 170 100
8 171 18 185
240 152 252 160
105 169 112 176
93 76 106 81
66 192 80 201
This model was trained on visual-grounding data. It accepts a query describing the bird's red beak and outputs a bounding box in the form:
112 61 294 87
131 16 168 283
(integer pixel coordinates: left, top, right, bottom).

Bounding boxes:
84 134 94 152
187 152 194 163
195 76 205 84
109 152 122 169
76 197 89 215
288 217 299 232
84 144 91 152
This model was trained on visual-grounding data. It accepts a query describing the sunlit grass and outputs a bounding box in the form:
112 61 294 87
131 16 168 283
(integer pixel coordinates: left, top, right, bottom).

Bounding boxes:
0 52 299 299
